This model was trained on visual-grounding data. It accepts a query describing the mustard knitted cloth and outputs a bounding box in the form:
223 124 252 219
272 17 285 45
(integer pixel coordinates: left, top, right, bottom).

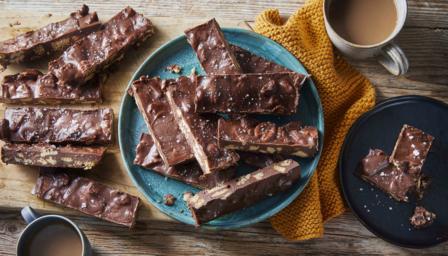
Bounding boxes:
254 0 376 240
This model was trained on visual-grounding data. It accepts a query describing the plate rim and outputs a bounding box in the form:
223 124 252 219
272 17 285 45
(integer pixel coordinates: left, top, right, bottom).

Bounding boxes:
339 95 448 248
118 27 324 229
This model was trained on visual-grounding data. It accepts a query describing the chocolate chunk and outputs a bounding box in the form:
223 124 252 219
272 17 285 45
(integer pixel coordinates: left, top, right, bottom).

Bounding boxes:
195 73 306 115
218 118 318 157
166 64 182 74
230 45 291 73
359 149 416 202
130 76 194 166
0 70 104 104
0 5 101 67
410 206 436 229
164 194 176 206
186 159 301 225
3 107 113 145
185 19 242 75
48 7 155 87
133 133 236 189
165 76 239 174
33 171 140 227
390 125 434 174
1 143 106 170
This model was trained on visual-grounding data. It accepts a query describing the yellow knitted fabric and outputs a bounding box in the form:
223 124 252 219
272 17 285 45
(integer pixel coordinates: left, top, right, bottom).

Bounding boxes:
254 0 376 240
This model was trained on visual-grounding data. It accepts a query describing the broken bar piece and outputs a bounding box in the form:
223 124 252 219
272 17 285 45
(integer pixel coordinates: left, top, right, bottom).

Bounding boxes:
1 107 113 145
165 76 239 174
1 143 106 170
218 118 318 157
195 73 306 115
410 206 436 229
230 45 291 74
186 159 301 225
0 69 103 104
130 76 194 166
0 5 101 67
185 18 242 75
390 125 434 174
33 171 140 227
133 133 236 188
48 7 155 87
359 149 416 202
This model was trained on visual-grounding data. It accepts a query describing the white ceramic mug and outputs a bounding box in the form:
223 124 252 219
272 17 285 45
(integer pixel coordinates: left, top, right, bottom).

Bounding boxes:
323 0 409 76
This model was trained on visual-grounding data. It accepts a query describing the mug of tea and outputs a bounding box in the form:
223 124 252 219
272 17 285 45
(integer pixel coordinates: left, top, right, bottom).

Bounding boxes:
16 206 92 256
323 0 409 75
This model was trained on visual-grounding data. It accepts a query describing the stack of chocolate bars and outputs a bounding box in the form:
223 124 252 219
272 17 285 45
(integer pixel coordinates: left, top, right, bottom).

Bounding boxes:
0 5 156 227
359 124 436 229
130 19 320 225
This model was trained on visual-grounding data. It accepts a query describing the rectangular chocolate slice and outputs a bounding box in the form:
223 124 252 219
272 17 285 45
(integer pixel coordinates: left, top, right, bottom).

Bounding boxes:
185 19 242 75
130 76 194 166
218 118 318 157
48 7 155 86
1 143 106 170
0 5 101 67
195 73 306 115
390 125 434 174
230 45 291 74
165 76 239 174
33 171 140 227
359 149 416 202
0 69 103 104
186 159 301 225
134 133 236 188
1 107 113 145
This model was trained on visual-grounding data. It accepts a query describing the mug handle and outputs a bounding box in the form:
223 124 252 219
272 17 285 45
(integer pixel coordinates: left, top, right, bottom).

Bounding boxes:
376 42 409 76
21 206 40 224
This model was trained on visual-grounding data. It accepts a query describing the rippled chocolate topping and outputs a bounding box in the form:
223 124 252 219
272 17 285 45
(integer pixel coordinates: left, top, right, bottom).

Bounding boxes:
0 69 103 104
48 7 155 86
0 5 101 67
185 19 242 75
218 118 318 157
186 159 301 225
410 206 436 229
165 76 239 174
230 45 291 73
33 171 140 227
131 76 194 166
195 73 306 115
390 125 434 174
133 133 236 189
4 107 113 145
1 143 106 170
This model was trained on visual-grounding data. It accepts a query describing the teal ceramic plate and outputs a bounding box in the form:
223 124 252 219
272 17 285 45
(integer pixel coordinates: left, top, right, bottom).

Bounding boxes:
119 28 324 229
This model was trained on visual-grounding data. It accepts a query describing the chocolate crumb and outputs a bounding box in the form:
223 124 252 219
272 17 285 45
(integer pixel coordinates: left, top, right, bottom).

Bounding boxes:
164 194 176 206
410 206 436 229
166 64 182 74
48 13 53 17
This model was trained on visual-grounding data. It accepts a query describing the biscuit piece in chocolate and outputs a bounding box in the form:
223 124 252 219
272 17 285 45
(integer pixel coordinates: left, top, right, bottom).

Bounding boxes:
130 76 194 166
0 69 103 104
0 5 101 67
390 125 434 174
1 143 106 170
186 159 301 225
410 206 436 229
134 133 236 189
195 73 306 115
359 149 416 202
218 118 318 157
165 76 239 174
48 7 155 86
3 107 113 145
230 45 291 73
33 171 140 227
185 19 241 75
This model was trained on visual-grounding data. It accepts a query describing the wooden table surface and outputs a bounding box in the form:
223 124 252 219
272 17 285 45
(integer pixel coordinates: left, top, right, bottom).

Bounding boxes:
0 0 447 255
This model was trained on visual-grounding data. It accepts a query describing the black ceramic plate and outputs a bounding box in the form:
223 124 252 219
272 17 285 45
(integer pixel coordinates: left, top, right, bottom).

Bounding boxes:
339 95 448 248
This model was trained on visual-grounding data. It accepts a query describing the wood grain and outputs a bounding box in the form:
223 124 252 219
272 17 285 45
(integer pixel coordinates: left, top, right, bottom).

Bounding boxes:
0 0 447 255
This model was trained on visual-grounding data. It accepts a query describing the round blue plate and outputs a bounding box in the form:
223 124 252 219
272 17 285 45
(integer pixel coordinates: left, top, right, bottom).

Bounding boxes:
119 28 324 229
